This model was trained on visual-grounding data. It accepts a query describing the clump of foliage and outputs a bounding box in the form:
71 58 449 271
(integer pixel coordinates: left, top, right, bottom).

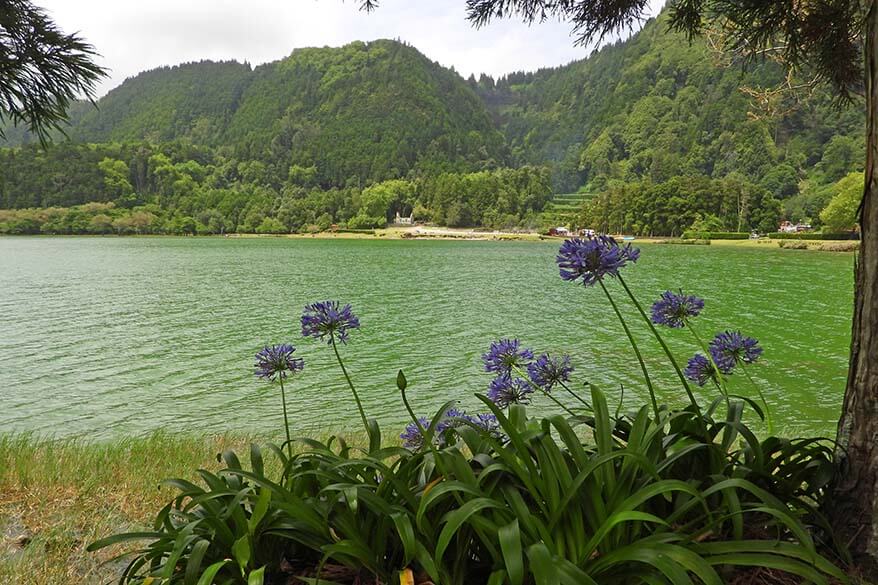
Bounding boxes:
90 238 848 584
0 141 552 233
0 0 106 143
820 172 865 233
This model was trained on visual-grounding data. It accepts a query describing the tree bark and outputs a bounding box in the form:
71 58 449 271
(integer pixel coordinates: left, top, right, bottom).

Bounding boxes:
831 0 878 564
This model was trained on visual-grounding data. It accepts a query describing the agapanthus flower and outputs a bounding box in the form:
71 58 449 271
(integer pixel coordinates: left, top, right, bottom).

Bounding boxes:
471 413 500 435
650 291 705 328
401 409 501 449
400 417 431 450
435 407 468 435
527 353 573 391
684 354 718 387
556 236 640 287
487 374 533 408
301 301 360 344
254 344 304 381
710 330 763 366
482 339 534 374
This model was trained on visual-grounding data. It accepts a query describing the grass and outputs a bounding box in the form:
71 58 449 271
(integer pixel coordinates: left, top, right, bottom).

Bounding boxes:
0 431 363 585
639 237 859 252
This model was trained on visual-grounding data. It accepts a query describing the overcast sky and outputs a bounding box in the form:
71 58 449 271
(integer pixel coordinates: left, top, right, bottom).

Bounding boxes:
37 0 666 97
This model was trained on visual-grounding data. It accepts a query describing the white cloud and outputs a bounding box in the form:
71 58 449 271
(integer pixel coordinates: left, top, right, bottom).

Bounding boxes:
36 0 666 95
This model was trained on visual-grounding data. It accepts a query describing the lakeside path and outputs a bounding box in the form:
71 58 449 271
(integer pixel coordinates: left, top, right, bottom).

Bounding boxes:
227 225 547 241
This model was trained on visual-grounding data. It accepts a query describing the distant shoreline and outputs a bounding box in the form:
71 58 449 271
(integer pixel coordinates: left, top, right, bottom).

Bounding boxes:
0 227 859 251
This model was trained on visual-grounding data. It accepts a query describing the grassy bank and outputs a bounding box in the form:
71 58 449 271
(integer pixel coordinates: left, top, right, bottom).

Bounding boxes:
651 237 860 251
0 432 372 585
3 230 859 249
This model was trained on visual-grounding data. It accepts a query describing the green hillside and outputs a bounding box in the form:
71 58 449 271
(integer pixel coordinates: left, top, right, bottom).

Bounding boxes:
470 12 863 234
0 14 866 236
3 40 506 187
222 40 505 185
69 60 253 144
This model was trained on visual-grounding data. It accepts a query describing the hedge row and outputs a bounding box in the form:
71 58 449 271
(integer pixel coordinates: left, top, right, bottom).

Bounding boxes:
332 228 376 235
681 231 750 240
768 232 859 240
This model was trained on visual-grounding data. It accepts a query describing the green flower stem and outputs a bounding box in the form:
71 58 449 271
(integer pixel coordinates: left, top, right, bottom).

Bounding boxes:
278 376 293 459
599 279 660 420
398 382 436 449
330 334 369 433
742 366 774 435
511 364 578 417
616 275 700 412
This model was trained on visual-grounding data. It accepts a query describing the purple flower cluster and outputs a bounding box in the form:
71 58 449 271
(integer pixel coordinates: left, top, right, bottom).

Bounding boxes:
482 339 574 407
400 409 500 449
488 374 534 408
685 331 763 386
651 291 704 328
255 344 304 381
684 354 718 387
301 301 360 344
556 236 639 287
710 330 763 366
400 417 432 450
482 339 534 374
527 353 573 392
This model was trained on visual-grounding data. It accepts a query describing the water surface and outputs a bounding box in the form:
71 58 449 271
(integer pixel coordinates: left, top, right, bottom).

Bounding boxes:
0 237 853 439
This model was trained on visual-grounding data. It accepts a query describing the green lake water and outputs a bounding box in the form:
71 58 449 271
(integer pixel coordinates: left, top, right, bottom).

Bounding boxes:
0 236 854 439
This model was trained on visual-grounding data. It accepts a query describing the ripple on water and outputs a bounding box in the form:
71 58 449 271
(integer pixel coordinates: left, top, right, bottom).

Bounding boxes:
0 237 854 439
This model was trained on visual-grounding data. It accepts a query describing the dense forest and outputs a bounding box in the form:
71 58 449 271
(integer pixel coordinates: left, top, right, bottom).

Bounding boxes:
0 13 866 236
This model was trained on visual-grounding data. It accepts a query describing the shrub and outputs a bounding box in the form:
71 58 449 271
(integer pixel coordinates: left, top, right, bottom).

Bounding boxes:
681 231 750 240
91 236 848 585
662 238 711 245
334 228 376 235
255 217 287 234
817 241 860 252
347 213 385 229
778 240 810 249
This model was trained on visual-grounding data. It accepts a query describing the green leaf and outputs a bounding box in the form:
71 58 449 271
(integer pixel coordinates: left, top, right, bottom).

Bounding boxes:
435 497 502 562
248 487 271 533
249 443 264 476
499 519 524 585
184 539 211 585
247 566 265 585
232 534 250 572
391 512 416 566
527 543 560 585
87 531 165 551
196 560 231 585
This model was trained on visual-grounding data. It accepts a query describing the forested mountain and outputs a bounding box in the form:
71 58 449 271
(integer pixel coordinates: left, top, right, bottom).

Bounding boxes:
68 61 253 145
0 13 866 236
468 11 864 234
5 40 506 185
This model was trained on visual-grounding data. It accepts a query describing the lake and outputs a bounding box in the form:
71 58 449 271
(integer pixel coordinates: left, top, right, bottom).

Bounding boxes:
0 236 854 440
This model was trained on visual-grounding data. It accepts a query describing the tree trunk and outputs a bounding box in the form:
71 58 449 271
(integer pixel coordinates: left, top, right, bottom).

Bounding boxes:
831 0 878 564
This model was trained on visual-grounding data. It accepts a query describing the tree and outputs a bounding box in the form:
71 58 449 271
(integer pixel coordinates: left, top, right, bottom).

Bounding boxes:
821 172 867 232
357 0 878 566
0 0 106 143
